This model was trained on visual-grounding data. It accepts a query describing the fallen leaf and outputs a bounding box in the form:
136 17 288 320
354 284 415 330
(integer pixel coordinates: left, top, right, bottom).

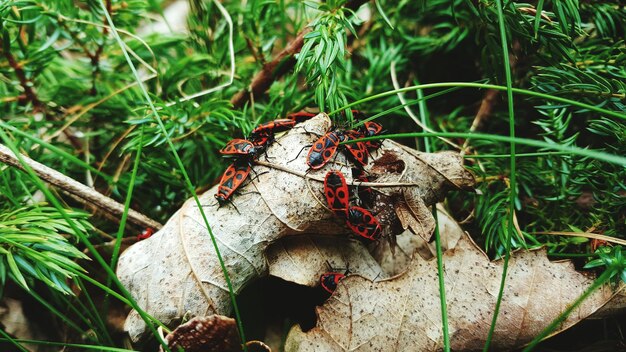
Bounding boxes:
116 113 475 340
284 228 615 351
373 205 462 276
266 236 382 287
394 191 435 241
161 315 241 352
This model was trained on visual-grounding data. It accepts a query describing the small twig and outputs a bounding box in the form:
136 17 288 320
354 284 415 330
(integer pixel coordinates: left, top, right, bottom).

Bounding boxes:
254 160 421 187
244 35 266 65
0 144 163 230
89 0 112 95
230 0 368 108
45 73 157 143
304 176 331 211
231 27 312 108
1 38 44 112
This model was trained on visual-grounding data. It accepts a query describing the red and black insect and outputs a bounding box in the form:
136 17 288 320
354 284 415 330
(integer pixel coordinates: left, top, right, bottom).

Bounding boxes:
346 206 382 240
324 171 350 217
306 131 344 169
320 271 347 294
287 111 317 123
137 228 154 240
249 134 272 147
250 119 296 139
342 130 369 167
220 139 262 157
351 167 374 207
358 121 384 149
214 161 251 204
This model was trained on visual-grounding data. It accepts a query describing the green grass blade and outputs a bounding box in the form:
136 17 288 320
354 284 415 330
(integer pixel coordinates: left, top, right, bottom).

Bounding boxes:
110 125 144 270
330 82 626 121
0 329 29 352
483 0 516 350
346 132 626 166
432 206 450 351
0 338 138 352
98 0 247 348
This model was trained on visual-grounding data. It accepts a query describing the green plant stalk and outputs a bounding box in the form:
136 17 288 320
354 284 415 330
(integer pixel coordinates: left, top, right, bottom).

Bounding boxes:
0 329 29 352
523 268 614 351
110 125 144 270
464 151 571 159
98 1 247 348
417 78 449 350
50 288 113 345
330 82 626 121
74 271 170 330
432 206 450 351
0 338 137 352
483 0 516 349
344 132 626 166
100 125 145 338
415 78 432 152
351 86 465 128
75 278 114 345
27 289 84 333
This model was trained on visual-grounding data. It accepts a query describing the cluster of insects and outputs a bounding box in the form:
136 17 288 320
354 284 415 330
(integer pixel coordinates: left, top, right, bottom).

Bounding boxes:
323 170 382 240
214 111 316 204
213 110 385 294
312 116 384 293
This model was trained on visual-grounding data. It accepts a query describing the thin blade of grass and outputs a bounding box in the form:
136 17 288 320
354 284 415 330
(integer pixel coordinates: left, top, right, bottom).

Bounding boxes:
330 82 626 121
483 0 517 349
344 132 626 166
98 1 247 348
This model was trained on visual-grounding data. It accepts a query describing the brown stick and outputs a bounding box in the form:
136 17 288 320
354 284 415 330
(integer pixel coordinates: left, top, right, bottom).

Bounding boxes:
231 27 311 108
0 144 163 230
0 38 44 112
230 0 368 108
254 160 422 187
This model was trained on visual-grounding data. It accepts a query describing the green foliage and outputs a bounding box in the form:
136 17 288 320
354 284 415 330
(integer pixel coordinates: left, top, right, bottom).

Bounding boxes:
295 0 359 120
0 204 90 295
585 245 626 284
1 0 625 349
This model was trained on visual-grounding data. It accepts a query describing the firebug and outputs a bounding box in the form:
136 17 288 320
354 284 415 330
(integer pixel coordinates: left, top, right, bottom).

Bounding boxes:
214 161 251 204
346 206 382 240
324 171 350 217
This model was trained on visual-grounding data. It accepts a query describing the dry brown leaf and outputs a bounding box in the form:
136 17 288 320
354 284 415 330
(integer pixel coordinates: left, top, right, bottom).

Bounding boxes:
266 236 382 286
160 315 241 352
116 113 475 340
394 191 435 241
284 226 615 351
373 205 462 276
